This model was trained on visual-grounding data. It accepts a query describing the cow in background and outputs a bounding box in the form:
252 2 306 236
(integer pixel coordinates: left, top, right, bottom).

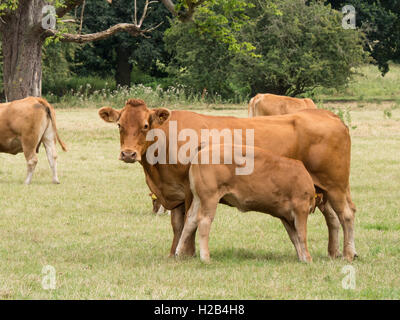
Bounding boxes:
0 97 67 184
248 93 317 117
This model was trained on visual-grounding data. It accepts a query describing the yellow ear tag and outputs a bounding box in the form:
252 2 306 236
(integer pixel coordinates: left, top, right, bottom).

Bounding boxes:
151 194 157 200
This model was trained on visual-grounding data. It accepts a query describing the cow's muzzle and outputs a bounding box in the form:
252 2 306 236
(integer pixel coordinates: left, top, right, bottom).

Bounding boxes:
120 150 140 163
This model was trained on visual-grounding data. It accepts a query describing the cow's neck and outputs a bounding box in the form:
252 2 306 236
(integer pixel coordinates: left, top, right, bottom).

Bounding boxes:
140 158 162 197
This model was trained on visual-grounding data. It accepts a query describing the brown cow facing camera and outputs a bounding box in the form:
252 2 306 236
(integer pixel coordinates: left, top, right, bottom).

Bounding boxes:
0 97 67 184
175 144 316 263
248 93 317 117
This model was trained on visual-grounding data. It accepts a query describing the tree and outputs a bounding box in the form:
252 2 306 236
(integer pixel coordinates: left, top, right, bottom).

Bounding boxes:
0 0 205 101
325 0 400 75
164 0 265 99
165 0 366 98
233 0 367 96
72 0 171 87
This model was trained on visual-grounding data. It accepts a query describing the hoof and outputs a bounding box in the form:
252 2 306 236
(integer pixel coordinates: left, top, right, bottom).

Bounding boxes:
344 252 357 262
329 250 342 259
200 254 211 264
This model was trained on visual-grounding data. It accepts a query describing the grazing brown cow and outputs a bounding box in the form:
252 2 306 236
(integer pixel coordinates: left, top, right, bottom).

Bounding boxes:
0 97 67 184
175 144 316 263
99 99 357 261
248 93 317 117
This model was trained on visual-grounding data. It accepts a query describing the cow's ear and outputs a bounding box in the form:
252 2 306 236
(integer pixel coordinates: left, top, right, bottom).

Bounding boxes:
150 108 171 127
98 107 120 123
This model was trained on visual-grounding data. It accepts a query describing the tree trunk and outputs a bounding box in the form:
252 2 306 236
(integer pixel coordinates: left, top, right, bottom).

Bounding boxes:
115 46 132 87
1 0 45 101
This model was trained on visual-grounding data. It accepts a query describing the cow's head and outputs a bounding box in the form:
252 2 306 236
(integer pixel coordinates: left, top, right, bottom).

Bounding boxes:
98 99 170 163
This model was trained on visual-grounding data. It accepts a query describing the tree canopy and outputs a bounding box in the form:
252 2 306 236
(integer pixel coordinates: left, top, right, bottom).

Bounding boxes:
325 0 400 75
164 0 366 99
0 0 394 101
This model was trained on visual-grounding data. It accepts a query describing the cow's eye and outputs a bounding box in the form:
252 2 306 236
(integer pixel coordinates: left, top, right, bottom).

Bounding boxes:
117 123 121 129
144 124 149 130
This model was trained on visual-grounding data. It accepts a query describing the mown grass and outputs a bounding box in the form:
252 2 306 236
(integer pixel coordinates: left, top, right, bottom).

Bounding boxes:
0 105 399 299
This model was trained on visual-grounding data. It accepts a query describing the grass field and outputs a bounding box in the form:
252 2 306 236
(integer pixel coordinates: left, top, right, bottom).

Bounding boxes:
315 64 400 102
0 103 399 299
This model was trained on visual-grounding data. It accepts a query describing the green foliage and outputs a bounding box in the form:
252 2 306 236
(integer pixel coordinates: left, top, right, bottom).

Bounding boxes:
314 63 400 102
383 108 393 119
325 0 400 75
233 0 367 96
72 0 172 81
333 107 357 130
188 0 263 55
42 75 116 98
165 19 238 100
42 15 80 88
165 0 367 99
0 0 18 15
44 81 211 109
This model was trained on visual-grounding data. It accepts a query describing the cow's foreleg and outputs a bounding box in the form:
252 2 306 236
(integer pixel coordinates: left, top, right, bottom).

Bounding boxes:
293 207 312 263
281 218 306 262
169 204 185 257
322 201 342 259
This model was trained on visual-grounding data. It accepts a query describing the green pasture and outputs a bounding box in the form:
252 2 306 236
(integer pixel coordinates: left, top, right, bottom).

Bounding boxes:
0 104 399 299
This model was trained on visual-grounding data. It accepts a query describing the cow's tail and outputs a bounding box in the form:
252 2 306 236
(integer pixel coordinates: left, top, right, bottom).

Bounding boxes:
38 98 67 152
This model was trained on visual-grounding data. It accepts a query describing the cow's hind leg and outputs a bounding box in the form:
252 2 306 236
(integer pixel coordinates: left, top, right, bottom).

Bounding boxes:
196 200 218 263
327 189 357 261
42 127 60 184
22 143 38 185
322 201 342 258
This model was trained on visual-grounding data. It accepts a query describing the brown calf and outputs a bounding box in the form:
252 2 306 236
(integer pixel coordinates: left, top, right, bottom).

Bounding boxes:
175 144 316 263
0 97 67 184
248 93 316 117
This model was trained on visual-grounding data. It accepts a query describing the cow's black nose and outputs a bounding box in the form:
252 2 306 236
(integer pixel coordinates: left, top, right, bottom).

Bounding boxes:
121 151 137 162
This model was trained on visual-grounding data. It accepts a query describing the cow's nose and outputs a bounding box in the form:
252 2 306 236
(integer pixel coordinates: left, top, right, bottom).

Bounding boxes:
120 151 137 163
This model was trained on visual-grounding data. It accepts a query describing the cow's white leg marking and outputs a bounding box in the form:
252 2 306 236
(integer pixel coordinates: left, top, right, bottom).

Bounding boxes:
24 156 38 185
157 205 166 215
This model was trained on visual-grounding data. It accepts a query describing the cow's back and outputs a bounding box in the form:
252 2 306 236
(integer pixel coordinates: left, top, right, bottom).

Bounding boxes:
251 94 316 116
0 97 49 154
